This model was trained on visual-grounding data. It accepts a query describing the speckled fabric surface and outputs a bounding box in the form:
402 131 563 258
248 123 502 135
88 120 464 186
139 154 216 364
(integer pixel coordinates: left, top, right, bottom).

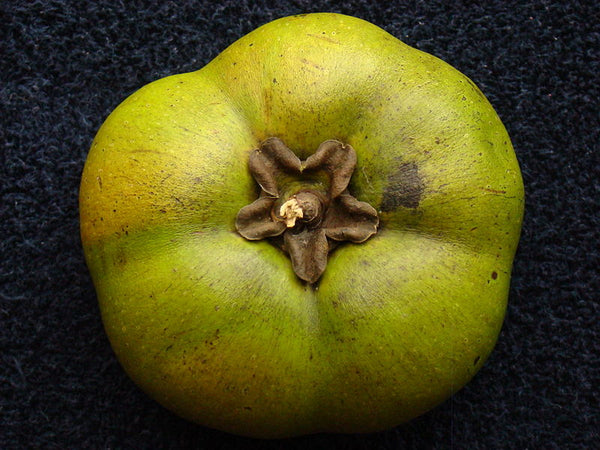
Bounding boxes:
2 1 598 448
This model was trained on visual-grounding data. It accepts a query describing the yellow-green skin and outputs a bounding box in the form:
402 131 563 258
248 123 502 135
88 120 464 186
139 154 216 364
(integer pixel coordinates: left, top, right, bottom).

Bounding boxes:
80 13 524 438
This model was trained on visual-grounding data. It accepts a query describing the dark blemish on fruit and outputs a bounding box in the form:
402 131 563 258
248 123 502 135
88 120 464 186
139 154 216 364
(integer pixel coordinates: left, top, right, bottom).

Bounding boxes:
474 355 481 365
114 248 126 267
491 271 498 280
380 162 424 211
481 187 507 195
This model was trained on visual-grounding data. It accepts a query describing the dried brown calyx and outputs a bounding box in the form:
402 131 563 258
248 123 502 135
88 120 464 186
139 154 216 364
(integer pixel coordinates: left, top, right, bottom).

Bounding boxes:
235 137 379 284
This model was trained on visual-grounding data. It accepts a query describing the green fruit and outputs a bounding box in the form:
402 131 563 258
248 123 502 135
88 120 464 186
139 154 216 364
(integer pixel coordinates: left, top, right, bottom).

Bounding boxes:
80 13 524 438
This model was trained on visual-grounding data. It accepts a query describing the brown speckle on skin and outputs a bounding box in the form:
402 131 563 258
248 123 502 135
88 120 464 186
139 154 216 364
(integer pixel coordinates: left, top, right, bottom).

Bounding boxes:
306 33 341 44
491 271 498 280
380 162 424 211
481 187 507 195
114 247 127 267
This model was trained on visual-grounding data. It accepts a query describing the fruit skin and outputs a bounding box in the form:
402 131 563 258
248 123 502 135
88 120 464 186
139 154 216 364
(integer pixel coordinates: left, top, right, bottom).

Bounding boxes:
79 13 524 438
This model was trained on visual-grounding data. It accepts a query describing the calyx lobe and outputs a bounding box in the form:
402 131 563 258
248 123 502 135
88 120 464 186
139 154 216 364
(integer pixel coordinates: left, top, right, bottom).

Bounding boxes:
235 137 379 284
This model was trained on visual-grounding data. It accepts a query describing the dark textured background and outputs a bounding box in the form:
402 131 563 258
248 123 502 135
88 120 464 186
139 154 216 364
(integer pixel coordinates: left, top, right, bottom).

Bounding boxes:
2 1 598 448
